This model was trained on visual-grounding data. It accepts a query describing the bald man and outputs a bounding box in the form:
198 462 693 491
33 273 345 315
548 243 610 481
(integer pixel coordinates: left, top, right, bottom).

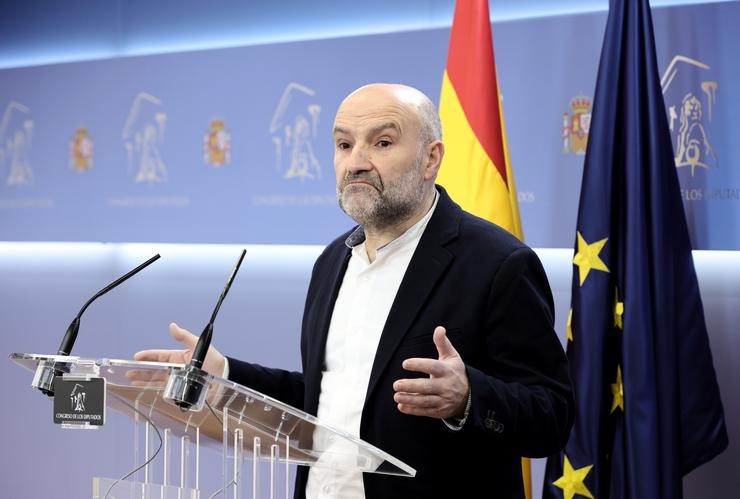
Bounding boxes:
137 84 574 498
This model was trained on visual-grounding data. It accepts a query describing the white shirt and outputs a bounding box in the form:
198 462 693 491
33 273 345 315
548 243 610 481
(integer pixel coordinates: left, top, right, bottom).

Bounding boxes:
306 192 439 499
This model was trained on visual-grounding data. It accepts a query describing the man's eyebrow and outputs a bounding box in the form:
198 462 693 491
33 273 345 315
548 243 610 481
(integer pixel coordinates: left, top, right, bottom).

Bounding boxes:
332 122 401 137
368 122 401 136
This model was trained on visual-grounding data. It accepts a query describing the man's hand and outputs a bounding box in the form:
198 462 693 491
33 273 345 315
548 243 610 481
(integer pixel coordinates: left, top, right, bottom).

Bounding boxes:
134 322 227 376
392 326 470 419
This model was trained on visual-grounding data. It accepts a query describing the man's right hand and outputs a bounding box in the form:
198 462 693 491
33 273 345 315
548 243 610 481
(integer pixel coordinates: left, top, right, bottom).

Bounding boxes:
134 322 227 377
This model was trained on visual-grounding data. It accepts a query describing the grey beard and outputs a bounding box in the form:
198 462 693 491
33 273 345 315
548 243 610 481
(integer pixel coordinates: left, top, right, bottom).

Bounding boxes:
337 172 425 230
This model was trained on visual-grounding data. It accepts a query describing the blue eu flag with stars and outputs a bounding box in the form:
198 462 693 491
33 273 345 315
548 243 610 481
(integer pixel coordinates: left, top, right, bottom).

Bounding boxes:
543 0 728 497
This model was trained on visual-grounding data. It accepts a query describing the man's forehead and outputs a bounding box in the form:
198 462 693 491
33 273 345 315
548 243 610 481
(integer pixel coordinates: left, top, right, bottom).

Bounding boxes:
333 101 418 136
334 106 409 128
333 111 404 135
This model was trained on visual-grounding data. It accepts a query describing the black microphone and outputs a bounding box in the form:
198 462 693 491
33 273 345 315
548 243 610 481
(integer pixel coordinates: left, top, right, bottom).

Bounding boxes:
165 249 246 411
57 253 161 356
190 248 246 370
33 253 161 397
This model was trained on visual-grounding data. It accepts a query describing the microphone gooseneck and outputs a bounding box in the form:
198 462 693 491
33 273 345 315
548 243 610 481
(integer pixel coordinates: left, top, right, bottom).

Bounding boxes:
33 253 161 397
166 249 247 411
189 248 246 370
57 253 161 356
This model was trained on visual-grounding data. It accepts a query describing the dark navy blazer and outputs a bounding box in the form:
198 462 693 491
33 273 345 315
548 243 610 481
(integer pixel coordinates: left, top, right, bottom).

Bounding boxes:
229 186 574 499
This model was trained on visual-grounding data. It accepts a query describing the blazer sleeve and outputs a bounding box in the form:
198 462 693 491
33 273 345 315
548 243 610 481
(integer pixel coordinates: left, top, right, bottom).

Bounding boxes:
466 246 574 457
226 357 305 410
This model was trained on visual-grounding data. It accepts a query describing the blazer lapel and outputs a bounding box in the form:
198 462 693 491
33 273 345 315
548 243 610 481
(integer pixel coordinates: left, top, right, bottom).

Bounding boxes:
364 188 461 403
304 243 351 414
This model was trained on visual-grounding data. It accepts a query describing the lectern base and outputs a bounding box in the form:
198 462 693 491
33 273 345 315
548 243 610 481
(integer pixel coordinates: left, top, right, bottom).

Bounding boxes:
92 477 199 499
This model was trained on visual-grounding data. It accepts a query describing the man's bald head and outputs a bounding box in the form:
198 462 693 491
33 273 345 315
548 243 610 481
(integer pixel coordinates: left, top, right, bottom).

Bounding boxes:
337 83 442 146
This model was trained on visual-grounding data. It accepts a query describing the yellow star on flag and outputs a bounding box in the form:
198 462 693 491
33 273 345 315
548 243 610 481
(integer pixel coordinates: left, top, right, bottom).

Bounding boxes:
573 231 609 285
611 365 624 413
566 308 573 342
614 287 624 329
553 455 594 499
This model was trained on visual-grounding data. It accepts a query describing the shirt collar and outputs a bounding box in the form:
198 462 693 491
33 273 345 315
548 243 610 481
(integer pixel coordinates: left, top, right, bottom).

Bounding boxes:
344 189 439 250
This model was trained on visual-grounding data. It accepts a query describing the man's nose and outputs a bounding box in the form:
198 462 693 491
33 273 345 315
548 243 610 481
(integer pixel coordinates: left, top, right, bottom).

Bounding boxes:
346 145 372 173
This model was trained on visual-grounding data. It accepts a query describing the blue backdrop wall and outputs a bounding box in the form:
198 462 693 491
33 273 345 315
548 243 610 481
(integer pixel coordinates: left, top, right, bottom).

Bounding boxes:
1 1 738 498
1 1 739 248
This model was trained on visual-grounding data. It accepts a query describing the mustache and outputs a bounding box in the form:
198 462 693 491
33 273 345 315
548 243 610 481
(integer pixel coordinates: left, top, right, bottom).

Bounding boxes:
339 172 383 192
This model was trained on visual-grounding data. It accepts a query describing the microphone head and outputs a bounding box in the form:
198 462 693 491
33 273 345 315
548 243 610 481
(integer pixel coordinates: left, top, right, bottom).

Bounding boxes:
57 317 80 357
189 323 213 371
164 249 244 411
31 254 160 399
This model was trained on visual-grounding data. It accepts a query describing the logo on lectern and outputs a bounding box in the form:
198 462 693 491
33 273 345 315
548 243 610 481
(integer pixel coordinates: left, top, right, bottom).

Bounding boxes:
71 383 86 412
54 378 106 426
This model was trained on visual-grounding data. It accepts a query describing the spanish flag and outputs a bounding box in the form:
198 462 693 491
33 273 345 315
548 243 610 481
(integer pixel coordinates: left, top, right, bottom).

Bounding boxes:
438 0 523 241
438 0 529 496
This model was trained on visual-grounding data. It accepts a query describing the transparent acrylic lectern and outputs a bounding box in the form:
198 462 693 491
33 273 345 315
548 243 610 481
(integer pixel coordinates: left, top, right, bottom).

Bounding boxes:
10 353 415 498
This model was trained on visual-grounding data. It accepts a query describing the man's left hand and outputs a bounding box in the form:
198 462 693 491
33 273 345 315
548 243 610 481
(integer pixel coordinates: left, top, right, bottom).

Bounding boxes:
393 326 470 419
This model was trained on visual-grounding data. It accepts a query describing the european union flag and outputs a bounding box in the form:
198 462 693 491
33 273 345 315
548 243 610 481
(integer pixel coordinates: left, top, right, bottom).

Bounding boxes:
543 0 728 498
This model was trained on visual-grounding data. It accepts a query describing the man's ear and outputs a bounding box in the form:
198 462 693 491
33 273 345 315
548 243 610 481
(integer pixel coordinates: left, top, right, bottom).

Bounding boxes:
424 140 444 180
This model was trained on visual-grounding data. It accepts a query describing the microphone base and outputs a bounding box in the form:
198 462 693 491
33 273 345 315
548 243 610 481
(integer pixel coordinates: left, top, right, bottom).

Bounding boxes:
163 365 210 412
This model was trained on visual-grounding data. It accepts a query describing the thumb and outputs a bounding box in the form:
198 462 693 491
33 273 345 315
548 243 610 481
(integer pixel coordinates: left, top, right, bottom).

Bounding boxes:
433 326 458 360
169 322 199 350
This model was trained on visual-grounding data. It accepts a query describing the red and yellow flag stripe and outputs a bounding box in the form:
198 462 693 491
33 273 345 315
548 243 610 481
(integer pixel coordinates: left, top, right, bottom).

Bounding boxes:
438 0 528 496
438 0 523 241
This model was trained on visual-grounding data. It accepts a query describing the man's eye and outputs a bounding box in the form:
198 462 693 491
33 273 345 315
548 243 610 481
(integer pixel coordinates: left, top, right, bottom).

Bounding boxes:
337 142 351 150
377 140 391 148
